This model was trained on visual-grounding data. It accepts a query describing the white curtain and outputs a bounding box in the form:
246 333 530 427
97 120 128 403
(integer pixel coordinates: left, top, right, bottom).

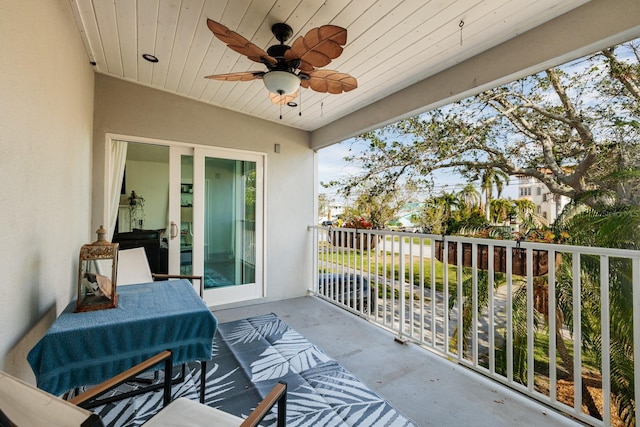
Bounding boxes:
109 140 128 239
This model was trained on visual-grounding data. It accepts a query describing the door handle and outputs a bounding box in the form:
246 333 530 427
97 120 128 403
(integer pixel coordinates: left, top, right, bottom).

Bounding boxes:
170 221 179 239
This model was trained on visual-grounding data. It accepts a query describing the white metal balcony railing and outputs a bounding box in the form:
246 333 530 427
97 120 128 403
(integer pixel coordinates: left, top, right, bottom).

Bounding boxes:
309 225 640 427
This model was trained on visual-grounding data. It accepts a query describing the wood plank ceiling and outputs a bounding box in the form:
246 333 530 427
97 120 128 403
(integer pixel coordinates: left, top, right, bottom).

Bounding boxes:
70 0 590 132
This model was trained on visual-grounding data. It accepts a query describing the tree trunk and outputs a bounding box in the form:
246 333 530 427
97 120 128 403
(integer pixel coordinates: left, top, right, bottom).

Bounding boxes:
485 189 491 221
555 320 602 420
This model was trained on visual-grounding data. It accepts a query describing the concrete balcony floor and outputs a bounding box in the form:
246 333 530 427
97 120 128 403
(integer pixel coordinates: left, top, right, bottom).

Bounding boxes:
214 295 583 427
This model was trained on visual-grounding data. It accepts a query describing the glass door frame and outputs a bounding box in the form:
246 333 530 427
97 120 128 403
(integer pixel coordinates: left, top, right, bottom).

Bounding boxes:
168 146 193 278
192 146 265 306
105 134 266 307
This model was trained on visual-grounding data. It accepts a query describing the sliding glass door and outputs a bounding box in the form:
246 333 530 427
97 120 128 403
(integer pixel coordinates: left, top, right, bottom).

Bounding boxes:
168 147 195 279
170 146 264 306
110 137 264 306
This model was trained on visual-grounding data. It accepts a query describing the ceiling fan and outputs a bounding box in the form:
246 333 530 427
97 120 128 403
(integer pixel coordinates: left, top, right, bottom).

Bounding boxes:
204 19 357 107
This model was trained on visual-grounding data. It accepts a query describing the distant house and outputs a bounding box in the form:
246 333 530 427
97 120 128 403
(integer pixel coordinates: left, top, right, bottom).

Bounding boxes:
517 175 571 224
390 203 422 232
395 212 418 231
320 201 344 223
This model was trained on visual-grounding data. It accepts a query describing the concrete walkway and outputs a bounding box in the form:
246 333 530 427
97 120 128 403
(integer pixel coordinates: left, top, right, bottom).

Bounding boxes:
380 235 433 258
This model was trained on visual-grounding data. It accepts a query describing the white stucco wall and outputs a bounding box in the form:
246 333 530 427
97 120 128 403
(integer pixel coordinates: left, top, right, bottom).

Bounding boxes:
92 75 314 305
125 159 170 230
0 0 95 380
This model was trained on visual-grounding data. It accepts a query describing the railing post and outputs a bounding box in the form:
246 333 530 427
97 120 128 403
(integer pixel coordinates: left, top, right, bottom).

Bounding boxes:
311 226 318 295
633 256 640 427
359 231 365 313
409 237 415 339
397 236 406 343
600 255 611 425
456 241 463 360
548 249 557 403
506 245 513 382
430 239 436 349
572 252 582 414
488 242 495 374
526 247 534 392
382 236 388 327
443 240 449 355
471 242 478 366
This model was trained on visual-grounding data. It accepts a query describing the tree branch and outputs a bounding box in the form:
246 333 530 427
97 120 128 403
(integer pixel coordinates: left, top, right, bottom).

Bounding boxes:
602 47 640 101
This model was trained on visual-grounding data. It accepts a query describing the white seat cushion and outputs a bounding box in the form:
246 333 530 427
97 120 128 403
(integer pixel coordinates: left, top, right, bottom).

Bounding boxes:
0 372 94 427
144 397 245 427
116 247 154 285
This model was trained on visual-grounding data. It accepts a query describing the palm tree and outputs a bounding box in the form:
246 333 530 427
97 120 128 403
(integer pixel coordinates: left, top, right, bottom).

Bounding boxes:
505 171 640 426
480 168 509 221
553 203 640 425
457 183 482 213
489 198 513 224
512 198 540 229
508 272 604 420
434 192 460 221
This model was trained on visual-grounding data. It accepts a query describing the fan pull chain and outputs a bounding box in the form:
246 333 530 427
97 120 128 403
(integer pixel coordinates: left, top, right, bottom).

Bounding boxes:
459 20 464 46
320 101 324 118
299 90 302 117
279 101 283 120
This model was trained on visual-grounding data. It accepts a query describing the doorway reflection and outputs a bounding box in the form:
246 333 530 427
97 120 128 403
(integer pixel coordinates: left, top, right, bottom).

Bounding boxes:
201 157 256 288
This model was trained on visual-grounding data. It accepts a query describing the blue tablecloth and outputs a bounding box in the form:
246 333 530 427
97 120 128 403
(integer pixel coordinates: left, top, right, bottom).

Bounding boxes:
27 280 217 396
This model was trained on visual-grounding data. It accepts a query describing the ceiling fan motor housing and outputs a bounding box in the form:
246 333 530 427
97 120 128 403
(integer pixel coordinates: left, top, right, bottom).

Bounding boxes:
267 23 294 71
267 44 290 61
271 23 293 43
204 18 357 100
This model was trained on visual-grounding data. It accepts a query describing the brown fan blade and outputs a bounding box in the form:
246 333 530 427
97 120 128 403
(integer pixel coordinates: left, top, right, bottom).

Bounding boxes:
205 71 264 82
300 70 357 94
285 25 347 71
206 19 276 65
269 90 299 105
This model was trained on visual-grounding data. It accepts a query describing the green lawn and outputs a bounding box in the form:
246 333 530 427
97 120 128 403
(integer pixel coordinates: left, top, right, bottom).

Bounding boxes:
319 248 456 292
386 235 431 245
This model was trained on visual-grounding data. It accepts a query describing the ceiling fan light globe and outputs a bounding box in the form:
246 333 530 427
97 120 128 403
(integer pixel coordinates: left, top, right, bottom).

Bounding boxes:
263 71 300 96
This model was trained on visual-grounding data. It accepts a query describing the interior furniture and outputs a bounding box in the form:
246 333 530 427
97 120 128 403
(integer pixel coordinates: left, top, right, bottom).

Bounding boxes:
143 382 287 427
68 350 173 410
117 246 204 298
180 246 193 275
117 205 132 233
115 247 205 397
71 352 288 426
116 247 156 286
27 280 216 401
2 352 286 427
180 206 193 246
0 371 104 427
112 229 168 274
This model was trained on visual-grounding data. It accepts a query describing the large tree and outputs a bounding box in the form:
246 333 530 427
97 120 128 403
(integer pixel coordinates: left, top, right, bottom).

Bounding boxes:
328 39 640 426
333 41 640 208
